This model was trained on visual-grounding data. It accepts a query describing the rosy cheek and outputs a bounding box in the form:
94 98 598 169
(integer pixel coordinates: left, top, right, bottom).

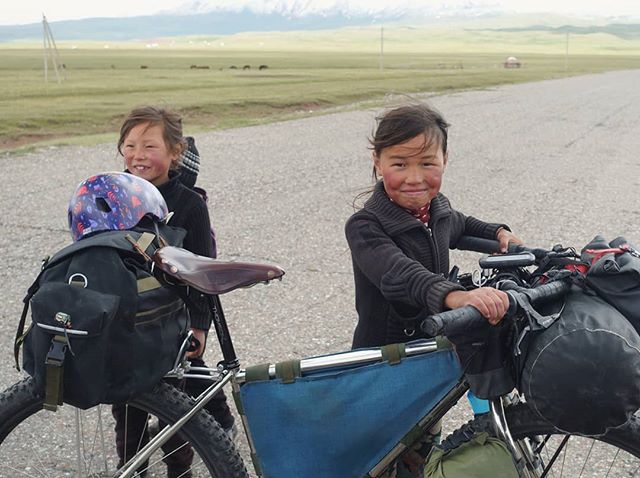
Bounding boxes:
427 171 443 189
381 171 401 189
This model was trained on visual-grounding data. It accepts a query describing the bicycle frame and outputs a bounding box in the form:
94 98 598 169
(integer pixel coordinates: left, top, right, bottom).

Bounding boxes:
118 292 487 478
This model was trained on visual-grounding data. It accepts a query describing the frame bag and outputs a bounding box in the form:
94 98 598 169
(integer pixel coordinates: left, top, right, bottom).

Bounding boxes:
15 223 189 410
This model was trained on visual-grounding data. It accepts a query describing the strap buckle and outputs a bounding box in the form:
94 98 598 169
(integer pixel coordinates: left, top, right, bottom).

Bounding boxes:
45 336 67 367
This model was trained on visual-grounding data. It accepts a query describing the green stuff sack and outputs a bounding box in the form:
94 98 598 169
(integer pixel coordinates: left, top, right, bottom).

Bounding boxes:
423 432 518 478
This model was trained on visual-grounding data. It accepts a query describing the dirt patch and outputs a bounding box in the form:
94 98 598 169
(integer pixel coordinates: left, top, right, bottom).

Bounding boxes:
0 133 67 152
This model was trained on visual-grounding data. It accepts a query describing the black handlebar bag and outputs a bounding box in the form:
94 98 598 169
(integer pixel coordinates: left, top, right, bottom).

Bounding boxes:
446 319 515 400
520 285 640 436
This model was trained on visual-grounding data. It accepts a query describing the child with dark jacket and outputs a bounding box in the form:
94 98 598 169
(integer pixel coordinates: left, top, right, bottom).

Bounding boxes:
113 106 234 478
345 103 521 477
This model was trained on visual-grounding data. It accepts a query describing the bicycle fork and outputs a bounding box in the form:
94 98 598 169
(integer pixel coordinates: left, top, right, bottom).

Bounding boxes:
490 398 544 478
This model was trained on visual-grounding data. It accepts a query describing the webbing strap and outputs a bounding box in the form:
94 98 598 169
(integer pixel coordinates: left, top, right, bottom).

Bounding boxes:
381 343 406 365
401 424 427 447
13 300 31 370
275 360 301 384
44 335 68 412
250 452 263 476
136 232 156 254
231 389 244 415
436 336 453 350
243 363 270 383
137 276 162 293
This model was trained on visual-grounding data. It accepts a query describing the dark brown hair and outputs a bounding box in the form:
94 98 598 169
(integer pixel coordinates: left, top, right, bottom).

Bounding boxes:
117 106 185 168
352 103 450 208
370 103 449 178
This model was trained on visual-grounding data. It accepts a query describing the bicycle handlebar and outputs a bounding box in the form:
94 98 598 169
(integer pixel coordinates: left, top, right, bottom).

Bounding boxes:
421 280 571 337
456 236 550 261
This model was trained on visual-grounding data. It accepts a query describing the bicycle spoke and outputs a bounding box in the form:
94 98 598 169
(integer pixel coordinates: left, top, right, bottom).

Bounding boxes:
559 435 568 477
604 448 621 477
579 440 596 477
541 435 570 478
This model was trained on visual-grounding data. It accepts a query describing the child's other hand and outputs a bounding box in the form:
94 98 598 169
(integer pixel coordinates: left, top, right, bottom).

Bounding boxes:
497 228 523 253
444 288 509 325
187 328 206 358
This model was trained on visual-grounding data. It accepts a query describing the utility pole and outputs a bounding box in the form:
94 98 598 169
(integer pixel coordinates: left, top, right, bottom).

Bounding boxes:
379 26 384 72
43 14 64 83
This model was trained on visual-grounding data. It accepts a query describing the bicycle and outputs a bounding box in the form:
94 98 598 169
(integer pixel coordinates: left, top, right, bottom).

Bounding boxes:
1 236 640 477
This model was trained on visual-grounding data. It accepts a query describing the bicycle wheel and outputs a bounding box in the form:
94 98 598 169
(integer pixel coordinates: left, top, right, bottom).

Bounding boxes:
0 377 249 478
505 403 640 477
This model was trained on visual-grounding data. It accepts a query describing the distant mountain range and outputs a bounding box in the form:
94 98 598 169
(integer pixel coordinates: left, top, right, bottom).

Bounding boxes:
1 4 639 43
485 23 640 40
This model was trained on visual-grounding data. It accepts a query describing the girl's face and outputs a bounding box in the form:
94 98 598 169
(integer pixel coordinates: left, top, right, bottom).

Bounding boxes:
374 133 447 210
122 122 178 186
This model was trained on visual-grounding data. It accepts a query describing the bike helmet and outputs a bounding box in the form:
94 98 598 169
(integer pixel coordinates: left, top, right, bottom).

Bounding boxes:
68 172 169 242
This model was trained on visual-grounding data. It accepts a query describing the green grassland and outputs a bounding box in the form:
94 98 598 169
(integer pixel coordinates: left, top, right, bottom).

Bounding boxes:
2 24 640 153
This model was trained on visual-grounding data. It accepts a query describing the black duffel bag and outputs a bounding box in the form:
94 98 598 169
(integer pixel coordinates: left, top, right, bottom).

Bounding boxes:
520 285 640 436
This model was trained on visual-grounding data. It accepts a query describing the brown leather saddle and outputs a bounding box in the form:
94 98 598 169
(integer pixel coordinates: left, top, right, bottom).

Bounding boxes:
153 246 284 295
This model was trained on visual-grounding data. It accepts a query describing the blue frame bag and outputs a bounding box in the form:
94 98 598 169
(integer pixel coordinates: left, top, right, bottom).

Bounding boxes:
238 341 462 478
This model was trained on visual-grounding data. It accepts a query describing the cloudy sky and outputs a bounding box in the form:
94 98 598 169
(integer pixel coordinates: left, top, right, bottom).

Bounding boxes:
2 0 640 26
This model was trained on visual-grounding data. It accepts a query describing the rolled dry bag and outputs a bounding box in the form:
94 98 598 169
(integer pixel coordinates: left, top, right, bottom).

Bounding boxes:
521 286 640 436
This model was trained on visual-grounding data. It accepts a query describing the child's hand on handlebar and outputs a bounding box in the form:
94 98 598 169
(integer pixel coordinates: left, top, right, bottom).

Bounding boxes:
444 288 509 325
497 228 523 253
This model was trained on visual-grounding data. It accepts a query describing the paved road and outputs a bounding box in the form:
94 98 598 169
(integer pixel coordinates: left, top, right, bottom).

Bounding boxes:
1 69 639 474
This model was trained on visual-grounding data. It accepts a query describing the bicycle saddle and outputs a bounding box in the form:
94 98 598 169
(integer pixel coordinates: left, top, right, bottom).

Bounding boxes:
152 246 285 295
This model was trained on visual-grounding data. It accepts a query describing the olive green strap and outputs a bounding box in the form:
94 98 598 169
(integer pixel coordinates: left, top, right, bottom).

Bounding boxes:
275 360 301 384
250 453 263 476
381 343 406 365
136 232 156 254
436 336 453 350
43 335 68 412
137 276 162 293
244 363 270 383
231 389 244 415
13 300 31 371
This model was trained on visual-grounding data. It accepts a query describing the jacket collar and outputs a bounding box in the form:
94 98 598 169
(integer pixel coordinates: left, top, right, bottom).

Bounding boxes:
364 181 451 236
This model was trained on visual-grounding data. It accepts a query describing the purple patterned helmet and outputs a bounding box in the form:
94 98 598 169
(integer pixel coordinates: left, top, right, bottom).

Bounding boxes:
68 172 168 242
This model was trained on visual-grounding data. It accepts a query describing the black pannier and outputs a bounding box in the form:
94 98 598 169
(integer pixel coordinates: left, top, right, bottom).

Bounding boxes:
16 224 189 410
520 285 640 436
582 235 640 335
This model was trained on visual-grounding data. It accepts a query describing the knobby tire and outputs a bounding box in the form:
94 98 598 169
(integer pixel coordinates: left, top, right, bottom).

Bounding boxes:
0 377 249 478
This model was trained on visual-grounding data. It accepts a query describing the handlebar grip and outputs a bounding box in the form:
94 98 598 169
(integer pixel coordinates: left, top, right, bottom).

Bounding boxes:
421 305 485 337
524 280 572 303
456 236 522 254
422 280 571 337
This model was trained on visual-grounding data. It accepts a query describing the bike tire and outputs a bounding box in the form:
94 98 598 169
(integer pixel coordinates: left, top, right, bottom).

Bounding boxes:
0 377 249 478
505 402 640 453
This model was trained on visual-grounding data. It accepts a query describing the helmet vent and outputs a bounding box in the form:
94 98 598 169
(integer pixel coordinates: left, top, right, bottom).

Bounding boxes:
96 197 112 213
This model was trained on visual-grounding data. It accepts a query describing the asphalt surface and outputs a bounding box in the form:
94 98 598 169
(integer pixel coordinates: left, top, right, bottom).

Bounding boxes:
1 69 639 475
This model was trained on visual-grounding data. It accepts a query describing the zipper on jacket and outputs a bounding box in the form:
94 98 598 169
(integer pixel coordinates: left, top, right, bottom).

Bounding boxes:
424 225 441 272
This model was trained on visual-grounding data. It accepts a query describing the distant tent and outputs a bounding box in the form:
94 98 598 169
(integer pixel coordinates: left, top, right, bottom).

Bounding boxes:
503 56 522 68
